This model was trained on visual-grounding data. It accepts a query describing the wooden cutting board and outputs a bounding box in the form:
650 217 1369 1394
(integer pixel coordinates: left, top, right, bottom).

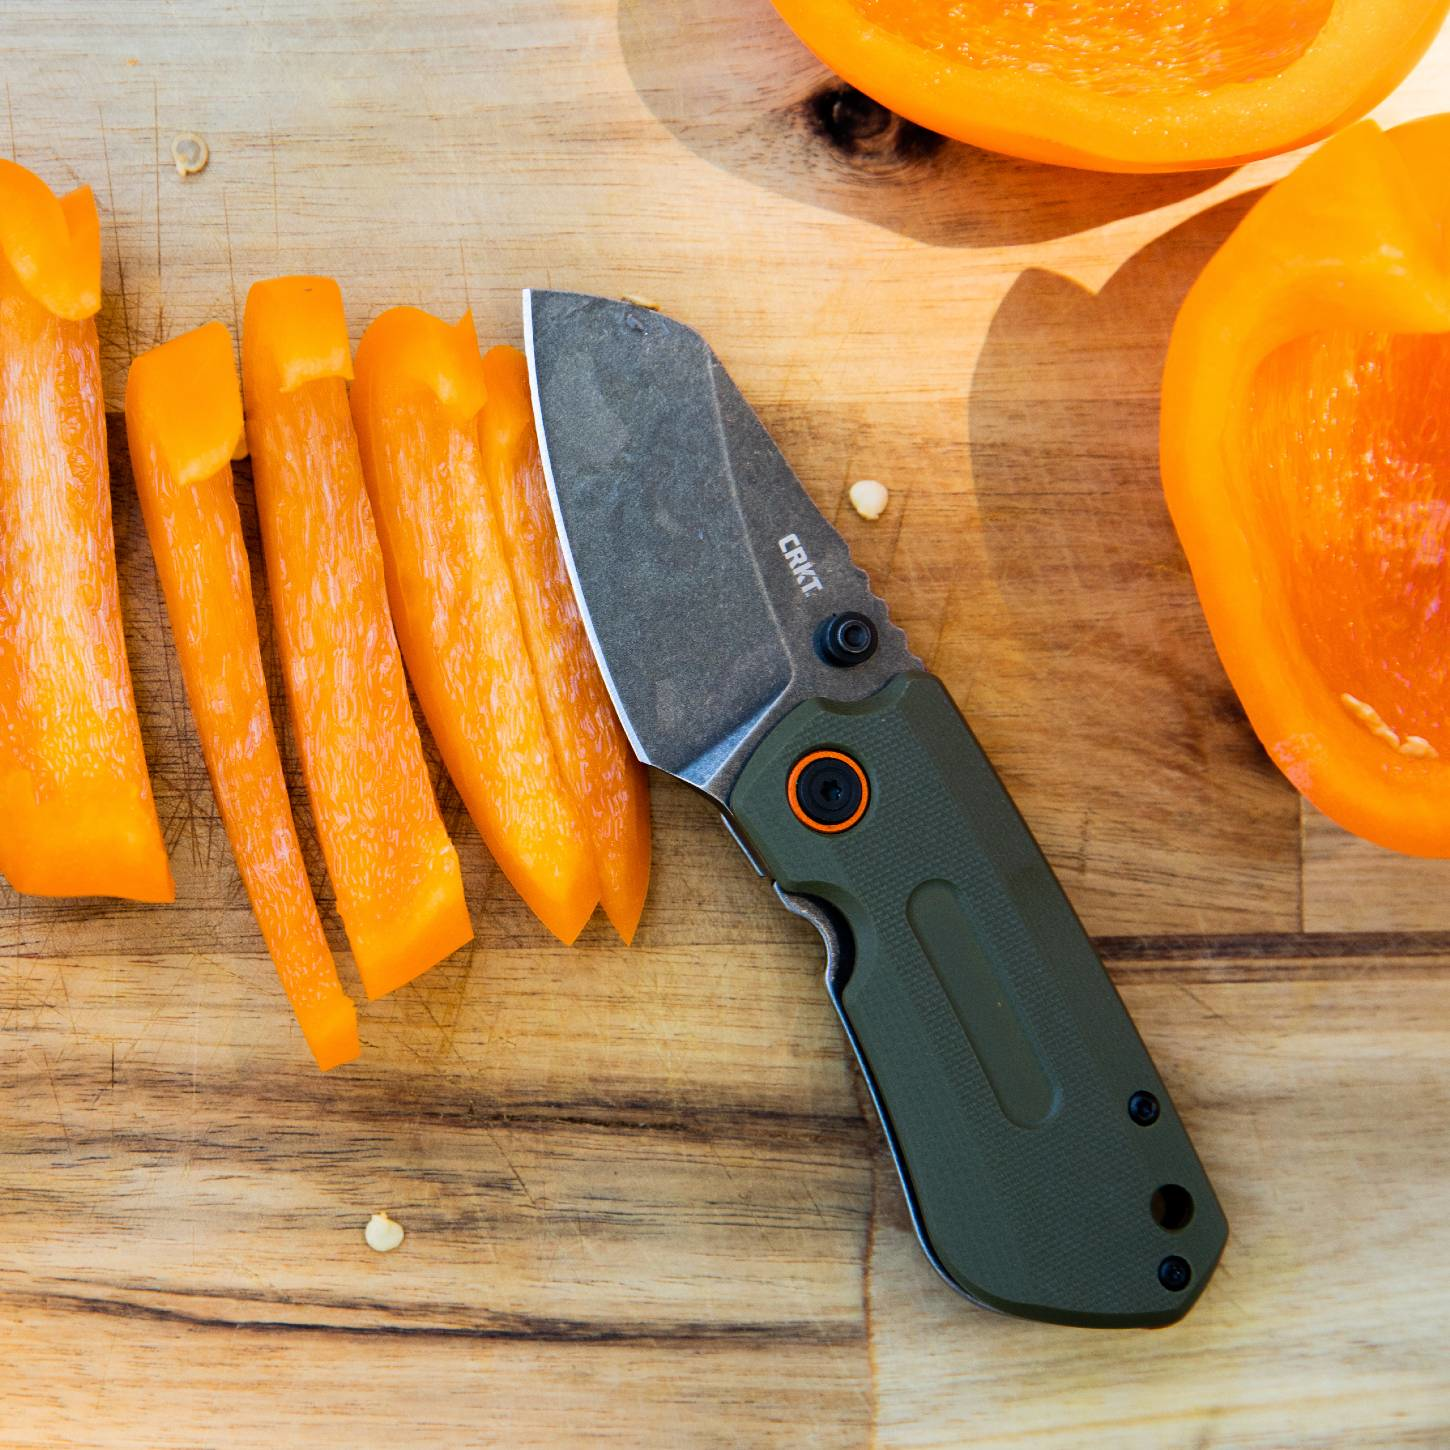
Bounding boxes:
4 4 1449 1446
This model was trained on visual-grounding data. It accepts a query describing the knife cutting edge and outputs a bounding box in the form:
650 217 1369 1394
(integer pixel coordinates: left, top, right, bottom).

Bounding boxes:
522 288 1227 1329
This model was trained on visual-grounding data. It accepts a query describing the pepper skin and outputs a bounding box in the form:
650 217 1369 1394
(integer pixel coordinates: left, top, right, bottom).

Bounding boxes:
0 162 171 901
243 277 471 998
479 345 650 943
127 321 359 1068
353 309 601 945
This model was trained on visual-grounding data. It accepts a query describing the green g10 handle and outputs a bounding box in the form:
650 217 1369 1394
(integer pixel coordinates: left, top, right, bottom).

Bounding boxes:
727 672 1227 1328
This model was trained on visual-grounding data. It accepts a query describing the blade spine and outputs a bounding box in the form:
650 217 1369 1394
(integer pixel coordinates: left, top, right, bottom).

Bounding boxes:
522 288 654 773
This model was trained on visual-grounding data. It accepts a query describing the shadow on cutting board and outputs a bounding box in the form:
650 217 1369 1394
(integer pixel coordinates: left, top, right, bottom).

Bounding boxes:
617 0 1229 248
953 190 1303 933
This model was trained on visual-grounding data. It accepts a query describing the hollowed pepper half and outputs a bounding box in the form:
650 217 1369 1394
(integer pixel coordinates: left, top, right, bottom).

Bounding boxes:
1161 116 1450 855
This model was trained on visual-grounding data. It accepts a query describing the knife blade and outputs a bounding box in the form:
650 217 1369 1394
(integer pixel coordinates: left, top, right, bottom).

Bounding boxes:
524 288 1227 1329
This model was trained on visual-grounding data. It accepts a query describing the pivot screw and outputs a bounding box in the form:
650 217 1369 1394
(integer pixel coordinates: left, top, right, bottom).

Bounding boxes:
1128 1090 1160 1126
788 751 870 833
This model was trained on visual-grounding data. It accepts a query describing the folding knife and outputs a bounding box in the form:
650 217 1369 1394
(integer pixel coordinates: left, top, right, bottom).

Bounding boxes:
523 290 1227 1329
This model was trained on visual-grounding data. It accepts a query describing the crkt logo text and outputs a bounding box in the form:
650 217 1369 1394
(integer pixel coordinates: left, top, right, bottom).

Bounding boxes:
778 533 823 596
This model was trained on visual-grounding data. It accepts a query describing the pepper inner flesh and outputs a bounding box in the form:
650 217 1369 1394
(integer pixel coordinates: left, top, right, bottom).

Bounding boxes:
850 0 1334 96
1244 328 1450 756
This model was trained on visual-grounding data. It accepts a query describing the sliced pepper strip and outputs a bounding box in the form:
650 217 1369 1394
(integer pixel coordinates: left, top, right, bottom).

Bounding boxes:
1161 116 1450 855
479 346 651 943
352 309 600 944
243 277 471 998
0 168 171 902
126 322 359 1069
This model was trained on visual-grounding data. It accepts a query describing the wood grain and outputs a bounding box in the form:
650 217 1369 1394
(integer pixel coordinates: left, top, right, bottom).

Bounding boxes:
2 2 1448 1446
871 949 1450 1450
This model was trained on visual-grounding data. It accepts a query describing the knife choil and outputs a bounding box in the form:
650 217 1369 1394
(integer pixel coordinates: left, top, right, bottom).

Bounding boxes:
524 289 1227 1329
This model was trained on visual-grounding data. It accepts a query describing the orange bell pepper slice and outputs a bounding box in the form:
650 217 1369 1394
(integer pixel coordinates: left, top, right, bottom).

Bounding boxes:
1161 116 1450 856
479 346 651 943
352 310 600 944
243 278 471 997
770 0 1447 172
0 164 171 902
126 322 359 1069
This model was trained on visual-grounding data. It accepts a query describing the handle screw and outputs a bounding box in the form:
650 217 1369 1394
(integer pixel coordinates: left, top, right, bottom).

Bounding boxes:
817 611 878 667
1158 1255 1192 1292
1128 1090 1160 1126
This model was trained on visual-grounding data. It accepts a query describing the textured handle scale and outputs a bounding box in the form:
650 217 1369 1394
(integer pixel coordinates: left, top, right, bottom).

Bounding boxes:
728 672 1226 1328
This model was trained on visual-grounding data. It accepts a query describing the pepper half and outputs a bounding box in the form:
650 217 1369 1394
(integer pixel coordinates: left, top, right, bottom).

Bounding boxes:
127 322 359 1068
1161 116 1450 855
479 345 651 943
243 277 471 997
0 162 171 901
770 0 1447 173
352 310 600 944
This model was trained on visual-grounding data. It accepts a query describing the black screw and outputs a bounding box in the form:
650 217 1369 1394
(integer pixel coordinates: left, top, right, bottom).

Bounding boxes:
793 753 867 830
817 612 878 668
1128 1090 1160 1126
1158 1255 1192 1293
